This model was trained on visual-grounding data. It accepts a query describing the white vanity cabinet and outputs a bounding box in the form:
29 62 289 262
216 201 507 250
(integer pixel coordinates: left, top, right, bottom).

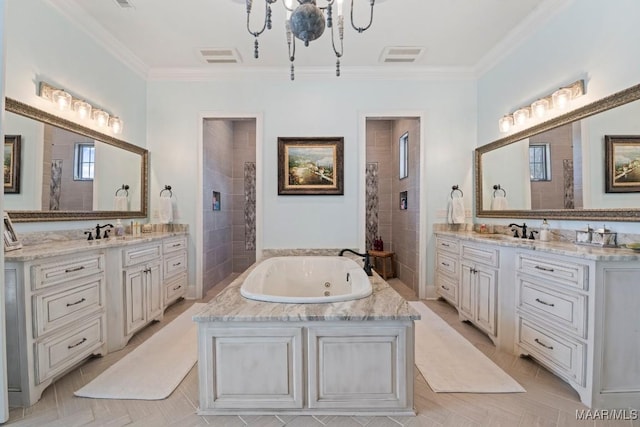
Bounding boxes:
107 242 164 352
4 252 107 406
162 236 188 306
459 243 500 343
435 236 459 306
515 249 640 409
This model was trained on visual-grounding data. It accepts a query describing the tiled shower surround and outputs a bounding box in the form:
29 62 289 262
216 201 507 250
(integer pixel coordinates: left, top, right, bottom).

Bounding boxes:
366 118 421 294
202 119 256 294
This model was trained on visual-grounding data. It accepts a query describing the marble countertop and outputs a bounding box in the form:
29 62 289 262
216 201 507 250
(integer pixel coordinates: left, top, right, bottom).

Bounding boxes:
5 231 188 262
193 257 420 323
435 230 640 261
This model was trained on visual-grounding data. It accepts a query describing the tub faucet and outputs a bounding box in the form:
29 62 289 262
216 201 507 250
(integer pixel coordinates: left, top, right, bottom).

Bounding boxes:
508 222 527 239
339 249 373 276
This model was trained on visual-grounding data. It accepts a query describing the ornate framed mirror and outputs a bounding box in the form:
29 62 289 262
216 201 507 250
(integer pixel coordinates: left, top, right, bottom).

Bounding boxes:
4 97 148 222
475 82 640 221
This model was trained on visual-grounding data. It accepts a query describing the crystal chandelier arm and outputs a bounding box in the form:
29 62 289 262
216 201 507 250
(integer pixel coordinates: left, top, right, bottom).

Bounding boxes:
350 0 375 33
246 0 277 37
330 14 344 57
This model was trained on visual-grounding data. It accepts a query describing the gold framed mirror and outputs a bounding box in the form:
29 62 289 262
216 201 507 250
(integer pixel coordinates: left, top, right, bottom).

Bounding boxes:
475 82 640 221
4 97 148 222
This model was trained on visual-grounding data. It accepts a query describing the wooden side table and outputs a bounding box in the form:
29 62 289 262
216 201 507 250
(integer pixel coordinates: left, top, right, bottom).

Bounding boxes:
368 250 395 280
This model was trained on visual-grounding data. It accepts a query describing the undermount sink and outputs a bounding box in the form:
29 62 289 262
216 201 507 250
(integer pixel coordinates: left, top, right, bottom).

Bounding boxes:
478 234 536 243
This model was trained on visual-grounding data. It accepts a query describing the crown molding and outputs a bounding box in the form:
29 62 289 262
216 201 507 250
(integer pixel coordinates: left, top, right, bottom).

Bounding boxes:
473 0 575 77
44 0 149 79
147 65 477 82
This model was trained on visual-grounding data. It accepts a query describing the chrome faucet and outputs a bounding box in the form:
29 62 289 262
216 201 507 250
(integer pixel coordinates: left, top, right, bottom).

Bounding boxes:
339 249 373 276
508 222 528 239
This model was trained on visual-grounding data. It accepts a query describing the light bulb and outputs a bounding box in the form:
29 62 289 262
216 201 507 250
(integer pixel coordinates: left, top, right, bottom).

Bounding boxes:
498 115 514 133
531 98 550 119
109 116 124 134
92 109 109 127
52 89 72 111
337 0 344 16
552 87 572 110
513 108 530 125
73 100 92 120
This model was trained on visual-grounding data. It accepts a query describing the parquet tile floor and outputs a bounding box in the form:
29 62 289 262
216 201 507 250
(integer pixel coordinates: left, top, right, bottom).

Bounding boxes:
5 276 636 426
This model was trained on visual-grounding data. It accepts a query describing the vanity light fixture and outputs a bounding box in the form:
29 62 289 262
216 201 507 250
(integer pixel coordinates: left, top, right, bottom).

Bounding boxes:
38 82 124 134
499 79 585 133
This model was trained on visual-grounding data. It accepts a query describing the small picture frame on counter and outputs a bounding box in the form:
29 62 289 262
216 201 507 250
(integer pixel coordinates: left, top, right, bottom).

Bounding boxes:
3 212 22 251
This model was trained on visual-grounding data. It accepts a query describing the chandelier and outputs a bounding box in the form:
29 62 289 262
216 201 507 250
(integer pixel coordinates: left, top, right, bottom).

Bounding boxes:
245 0 376 80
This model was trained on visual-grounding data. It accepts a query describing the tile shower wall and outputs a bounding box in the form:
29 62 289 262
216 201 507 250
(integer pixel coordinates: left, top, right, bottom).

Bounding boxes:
365 118 420 294
203 119 234 293
231 120 256 272
392 118 420 294
366 120 393 250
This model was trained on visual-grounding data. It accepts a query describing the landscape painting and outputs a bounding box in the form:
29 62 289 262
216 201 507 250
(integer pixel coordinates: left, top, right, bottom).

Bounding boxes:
605 135 640 193
278 137 344 195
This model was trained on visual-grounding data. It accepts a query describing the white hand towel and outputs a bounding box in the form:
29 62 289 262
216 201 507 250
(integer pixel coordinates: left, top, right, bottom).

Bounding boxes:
158 196 173 224
448 197 465 224
491 195 508 210
114 195 128 211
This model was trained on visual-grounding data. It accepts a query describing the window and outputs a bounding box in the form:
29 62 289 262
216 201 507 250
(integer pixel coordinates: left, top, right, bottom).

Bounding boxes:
399 132 408 179
74 143 95 180
529 144 551 181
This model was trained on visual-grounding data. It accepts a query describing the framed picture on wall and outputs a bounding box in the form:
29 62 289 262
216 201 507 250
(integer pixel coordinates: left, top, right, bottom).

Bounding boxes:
4 135 21 194
605 135 640 193
399 132 408 179
278 137 344 195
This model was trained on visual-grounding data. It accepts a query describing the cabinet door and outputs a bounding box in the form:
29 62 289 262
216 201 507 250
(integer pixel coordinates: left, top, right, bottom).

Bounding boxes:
146 261 163 321
124 266 147 335
459 262 474 318
474 265 497 336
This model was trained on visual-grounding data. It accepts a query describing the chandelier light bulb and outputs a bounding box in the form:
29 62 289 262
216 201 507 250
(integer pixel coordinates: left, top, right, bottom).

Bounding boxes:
552 87 572 110
499 115 514 133
531 98 550 119
52 89 72 111
336 0 344 16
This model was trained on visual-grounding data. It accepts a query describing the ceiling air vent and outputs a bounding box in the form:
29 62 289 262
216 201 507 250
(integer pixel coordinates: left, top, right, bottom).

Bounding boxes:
113 0 135 8
380 47 425 63
198 48 242 64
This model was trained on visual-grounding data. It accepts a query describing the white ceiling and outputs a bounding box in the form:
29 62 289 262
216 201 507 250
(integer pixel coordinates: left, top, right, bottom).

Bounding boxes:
48 0 569 78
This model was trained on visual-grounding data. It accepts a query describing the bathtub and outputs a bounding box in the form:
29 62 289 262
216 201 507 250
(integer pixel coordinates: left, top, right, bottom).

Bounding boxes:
240 256 372 303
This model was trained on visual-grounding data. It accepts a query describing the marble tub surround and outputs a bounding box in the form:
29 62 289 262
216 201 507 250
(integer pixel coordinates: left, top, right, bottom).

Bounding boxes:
5 226 188 262
194 253 419 322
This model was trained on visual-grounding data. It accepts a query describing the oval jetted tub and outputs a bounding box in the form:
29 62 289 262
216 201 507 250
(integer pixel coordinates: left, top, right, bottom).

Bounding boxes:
240 256 372 303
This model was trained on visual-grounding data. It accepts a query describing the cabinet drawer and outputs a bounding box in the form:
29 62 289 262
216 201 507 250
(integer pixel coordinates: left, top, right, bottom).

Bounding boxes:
31 253 105 290
122 243 162 267
461 244 499 268
517 277 587 338
36 315 104 384
436 237 458 254
435 251 458 276
164 251 187 280
165 273 187 304
33 276 105 338
518 317 585 386
436 272 458 306
517 253 587 290
163 236 187 254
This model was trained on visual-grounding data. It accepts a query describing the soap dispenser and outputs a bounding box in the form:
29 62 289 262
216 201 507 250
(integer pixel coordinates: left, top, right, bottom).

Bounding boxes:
539 219 550 241
115 219 124 237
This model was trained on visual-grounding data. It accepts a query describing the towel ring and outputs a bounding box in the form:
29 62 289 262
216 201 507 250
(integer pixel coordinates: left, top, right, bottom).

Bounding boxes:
115 184 129 197
493 184 507 197
160 185 173 197
450 185 463 199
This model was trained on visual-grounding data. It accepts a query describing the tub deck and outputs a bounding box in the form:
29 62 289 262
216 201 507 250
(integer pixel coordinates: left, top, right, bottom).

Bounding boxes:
193 255 420 416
